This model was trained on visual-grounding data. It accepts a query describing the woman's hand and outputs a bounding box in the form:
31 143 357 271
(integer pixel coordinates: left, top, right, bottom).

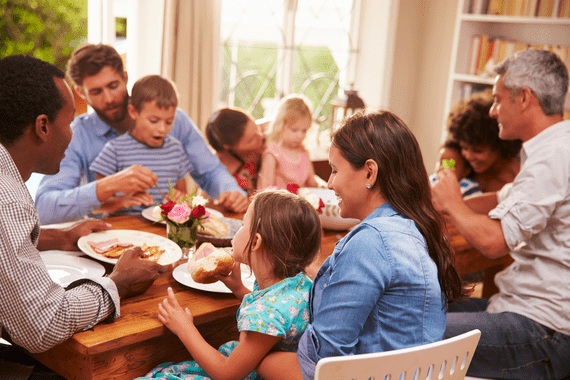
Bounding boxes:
157 287 195 337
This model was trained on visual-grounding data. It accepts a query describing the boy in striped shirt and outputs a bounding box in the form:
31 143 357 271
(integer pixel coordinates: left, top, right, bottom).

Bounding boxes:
90 75 192 216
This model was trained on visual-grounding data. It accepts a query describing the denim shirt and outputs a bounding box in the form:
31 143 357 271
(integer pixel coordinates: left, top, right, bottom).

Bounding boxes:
34 109 245 224
297 203 446 379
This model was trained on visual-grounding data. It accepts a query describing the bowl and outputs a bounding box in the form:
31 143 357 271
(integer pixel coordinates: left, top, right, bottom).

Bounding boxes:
195 217 243 248
300 187 359 231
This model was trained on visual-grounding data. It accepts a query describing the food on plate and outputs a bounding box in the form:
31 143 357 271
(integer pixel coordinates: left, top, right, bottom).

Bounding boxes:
197 215 228 238
188 242 234 284
87 238 133 254
141 244 165 263
87 238 165 261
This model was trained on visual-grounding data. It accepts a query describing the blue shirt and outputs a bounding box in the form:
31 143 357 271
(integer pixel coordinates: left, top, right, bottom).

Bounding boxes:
34 109 245 224
89 134 193 216
297 203 446 380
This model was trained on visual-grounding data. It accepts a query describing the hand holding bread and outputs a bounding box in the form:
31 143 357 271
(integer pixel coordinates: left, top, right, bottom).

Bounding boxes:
188 242 234 284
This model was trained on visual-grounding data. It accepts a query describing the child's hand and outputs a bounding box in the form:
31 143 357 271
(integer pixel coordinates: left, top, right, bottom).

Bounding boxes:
157 287 195 337
218 260 243 289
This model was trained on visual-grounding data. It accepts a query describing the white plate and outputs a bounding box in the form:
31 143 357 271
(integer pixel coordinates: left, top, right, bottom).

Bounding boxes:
77 230 183 265
172 262 255 293
300 187 360 231
142 206 223 224
40 252 105 287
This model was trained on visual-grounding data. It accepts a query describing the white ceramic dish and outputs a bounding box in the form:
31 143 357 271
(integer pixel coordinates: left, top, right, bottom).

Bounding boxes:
77 230 182 265
300 187 359 231
40 252 106 287
142 206 223 224
172 263 255 293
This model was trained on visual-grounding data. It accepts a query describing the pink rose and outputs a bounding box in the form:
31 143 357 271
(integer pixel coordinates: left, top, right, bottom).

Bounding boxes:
168 204 192 224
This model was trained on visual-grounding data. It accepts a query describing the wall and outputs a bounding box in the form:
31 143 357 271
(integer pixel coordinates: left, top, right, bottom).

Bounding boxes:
357 0 458 171
391 0 458 171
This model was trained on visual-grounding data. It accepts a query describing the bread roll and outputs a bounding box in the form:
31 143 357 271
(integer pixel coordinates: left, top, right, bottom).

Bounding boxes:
197 215 229 238
188 242 234 284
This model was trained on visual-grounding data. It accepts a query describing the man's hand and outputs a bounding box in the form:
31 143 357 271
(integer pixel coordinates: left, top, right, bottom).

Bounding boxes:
216 190 248 213
38 219 113 252
96 164 158 202
108 247 167 298
92 192 155 215
431 168 463 214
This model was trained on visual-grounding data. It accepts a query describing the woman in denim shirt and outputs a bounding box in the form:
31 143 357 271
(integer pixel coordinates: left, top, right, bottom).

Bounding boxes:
258 111 466 380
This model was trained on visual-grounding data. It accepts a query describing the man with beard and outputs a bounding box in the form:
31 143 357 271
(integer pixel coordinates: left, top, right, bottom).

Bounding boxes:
35 44 248 224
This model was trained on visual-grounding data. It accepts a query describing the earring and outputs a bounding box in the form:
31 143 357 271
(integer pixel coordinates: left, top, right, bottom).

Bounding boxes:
366 184 372 189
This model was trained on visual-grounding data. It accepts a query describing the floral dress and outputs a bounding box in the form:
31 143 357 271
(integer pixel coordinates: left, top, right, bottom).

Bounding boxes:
138 272 312 380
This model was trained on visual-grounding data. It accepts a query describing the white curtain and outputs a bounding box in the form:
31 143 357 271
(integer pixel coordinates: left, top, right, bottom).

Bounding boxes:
161 0 219 131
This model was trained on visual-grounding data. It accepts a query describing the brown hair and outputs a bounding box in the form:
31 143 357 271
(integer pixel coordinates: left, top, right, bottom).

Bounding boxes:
245 189 321 280
66 43 124 87
205 108 253 152
332 111 467 305
130 75 179 112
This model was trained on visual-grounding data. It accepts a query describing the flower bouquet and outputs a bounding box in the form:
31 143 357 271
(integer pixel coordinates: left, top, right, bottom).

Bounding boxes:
152 189 210 254
286 184 325 214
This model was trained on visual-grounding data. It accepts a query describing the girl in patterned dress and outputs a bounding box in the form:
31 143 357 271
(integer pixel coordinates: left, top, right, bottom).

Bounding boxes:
138 189 322 380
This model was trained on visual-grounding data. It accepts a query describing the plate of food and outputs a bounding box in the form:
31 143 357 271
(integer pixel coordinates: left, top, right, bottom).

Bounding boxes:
299 187 359 231
77 230 182 265
40 252 106 287
172 243 255 293
195 216 243 247
142 205 223 224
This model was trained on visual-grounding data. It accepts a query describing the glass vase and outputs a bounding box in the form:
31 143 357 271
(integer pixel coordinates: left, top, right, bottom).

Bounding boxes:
166 222 197 260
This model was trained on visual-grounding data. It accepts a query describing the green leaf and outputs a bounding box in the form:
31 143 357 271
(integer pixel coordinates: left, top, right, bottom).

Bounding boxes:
441 159 455 170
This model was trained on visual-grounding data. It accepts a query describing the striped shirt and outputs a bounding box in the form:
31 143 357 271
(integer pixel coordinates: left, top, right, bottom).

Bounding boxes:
89 134 193 215
0 144 119 353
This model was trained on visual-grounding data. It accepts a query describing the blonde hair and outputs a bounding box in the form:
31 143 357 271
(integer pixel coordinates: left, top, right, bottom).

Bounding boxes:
268 94 313 144
130 75 179 112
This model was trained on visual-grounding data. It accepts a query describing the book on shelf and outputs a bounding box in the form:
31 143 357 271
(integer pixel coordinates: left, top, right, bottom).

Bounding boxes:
506 0 527 15
466 34 570 77
469 0 490 13
559 0 570 17
461 83 491 101
538 0 556 17
487 0 505 14
525 0 539 16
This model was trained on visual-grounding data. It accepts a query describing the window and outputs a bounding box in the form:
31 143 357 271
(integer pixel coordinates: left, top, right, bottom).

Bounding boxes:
220 0 362 134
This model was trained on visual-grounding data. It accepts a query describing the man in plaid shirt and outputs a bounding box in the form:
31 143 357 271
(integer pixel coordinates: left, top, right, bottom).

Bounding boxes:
0 55 166 379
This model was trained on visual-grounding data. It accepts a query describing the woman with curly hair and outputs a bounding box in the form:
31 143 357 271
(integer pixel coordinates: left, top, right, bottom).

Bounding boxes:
447 91 521 192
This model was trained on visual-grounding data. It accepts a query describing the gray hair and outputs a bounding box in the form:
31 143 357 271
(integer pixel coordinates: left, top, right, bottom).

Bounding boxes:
494 48 568 116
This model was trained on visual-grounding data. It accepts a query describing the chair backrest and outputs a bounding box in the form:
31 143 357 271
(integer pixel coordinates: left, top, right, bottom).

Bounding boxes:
314 329 481 380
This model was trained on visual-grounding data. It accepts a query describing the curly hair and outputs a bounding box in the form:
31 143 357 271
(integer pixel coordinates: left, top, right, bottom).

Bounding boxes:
0 55 65 146
332 111 467 305
448 91 522 159
66 43 124 87
244 189 322 280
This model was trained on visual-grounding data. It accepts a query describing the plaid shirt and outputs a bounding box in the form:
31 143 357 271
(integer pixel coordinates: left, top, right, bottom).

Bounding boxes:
0 144 119 354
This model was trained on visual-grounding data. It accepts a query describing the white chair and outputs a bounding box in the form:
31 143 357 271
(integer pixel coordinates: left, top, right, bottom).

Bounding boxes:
314 329 481 380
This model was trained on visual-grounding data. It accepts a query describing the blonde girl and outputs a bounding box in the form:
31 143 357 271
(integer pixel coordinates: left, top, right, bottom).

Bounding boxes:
257 94 325 190
139 189 321 380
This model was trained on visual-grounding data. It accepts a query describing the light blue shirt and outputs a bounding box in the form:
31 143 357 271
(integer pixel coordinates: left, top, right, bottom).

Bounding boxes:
297 203 446 380
35 109 245 224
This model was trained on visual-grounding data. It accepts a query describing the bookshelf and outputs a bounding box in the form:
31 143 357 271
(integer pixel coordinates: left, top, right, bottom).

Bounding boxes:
442 0 570 139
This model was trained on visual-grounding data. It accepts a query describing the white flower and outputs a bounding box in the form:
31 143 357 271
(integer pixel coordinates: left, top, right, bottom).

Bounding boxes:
192 195 209 208
267 323 279 335
151 205 162 220
288 306 299 317
298 189 321 210
302 308 310 322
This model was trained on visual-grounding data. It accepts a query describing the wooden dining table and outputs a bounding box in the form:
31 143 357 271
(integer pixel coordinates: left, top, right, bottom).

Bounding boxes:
29 210 512 379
